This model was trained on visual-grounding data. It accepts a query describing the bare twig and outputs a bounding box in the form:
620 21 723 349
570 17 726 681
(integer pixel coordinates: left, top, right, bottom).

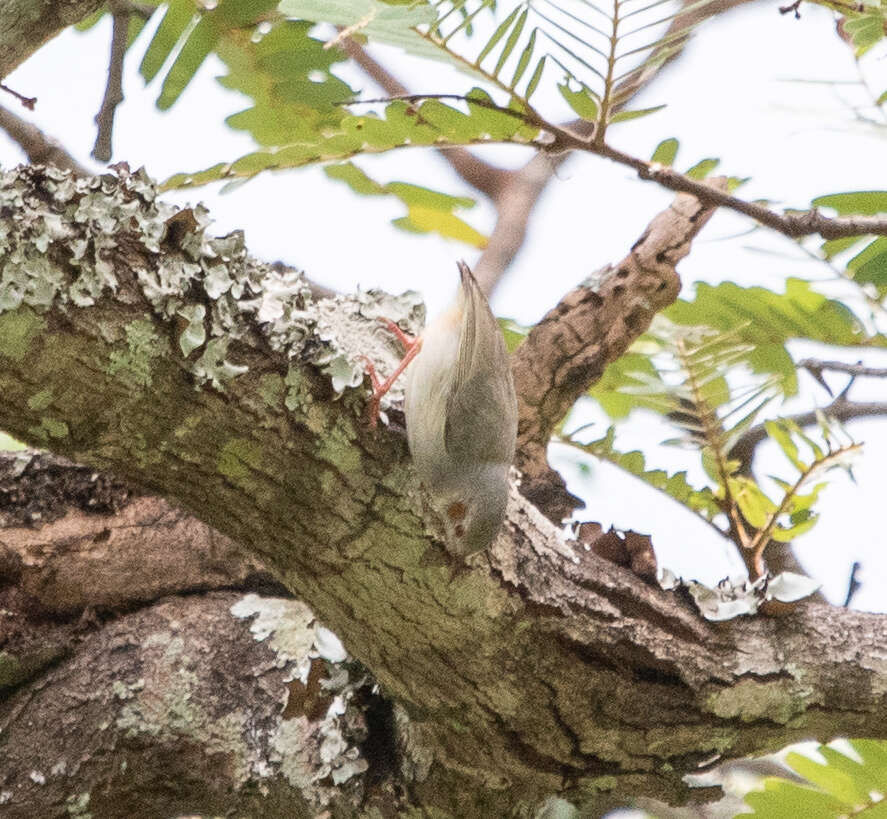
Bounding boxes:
729 399 887 473
92 0 130 162
0 105 88 174
844 561 862 608
799 358 887 380
0 83 36 110
518 115 887 241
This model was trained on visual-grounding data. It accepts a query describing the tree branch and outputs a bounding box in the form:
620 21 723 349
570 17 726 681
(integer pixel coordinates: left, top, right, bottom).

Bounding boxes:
511 181 726 521
729 399 887 472
566 134 887 241
0 103 88 174
4 165 887 815
799 357 887 380
339 37 510 200
0 0 104 79
91 0 130 162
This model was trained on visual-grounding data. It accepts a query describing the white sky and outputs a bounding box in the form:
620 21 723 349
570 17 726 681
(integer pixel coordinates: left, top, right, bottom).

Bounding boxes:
3 1 887 609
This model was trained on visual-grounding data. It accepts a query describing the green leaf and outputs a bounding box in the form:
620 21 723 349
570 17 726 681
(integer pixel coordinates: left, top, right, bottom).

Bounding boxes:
843 11 885 55
566 426 723 522
279 0 491 82
217 21 354 146
140 0 196 83
324 163 487 246
164 94 540 188
477 5 521 64
589 351 660 418
153 0 280 110
664 279 885 396
324 162 386 195
524 56 546 100
650 137 679 166
685 158 719 179
821 235 866 260
494 8 528 78
729 476 776 528
812 190 887 216
741 780 854 818
785 750 872 808
609 104 666 124
765 420 806 472
510 28 536 88
847 236 887 296
558 80 600 121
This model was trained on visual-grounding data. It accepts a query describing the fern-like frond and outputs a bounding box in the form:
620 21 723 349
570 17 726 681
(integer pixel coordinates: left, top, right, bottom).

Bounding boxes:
561 425 724 527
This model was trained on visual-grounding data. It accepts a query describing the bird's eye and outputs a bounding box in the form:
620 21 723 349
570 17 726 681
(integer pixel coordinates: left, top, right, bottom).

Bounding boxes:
454 523 465 538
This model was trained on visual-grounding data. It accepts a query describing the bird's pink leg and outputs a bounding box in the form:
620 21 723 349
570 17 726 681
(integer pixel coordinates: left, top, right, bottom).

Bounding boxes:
362 320 423 428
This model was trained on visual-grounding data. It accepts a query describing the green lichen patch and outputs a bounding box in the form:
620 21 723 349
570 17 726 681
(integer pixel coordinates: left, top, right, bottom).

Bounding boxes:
26 387 54 411
257 373 284 409
107 319 162 389
65 791 92 819
0 309 46 362
41 417 69 439
0 651 25 688
217 437 265 492
705 676 810 724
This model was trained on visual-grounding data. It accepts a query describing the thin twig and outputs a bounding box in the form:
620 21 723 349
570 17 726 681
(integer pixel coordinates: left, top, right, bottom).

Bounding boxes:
747 443 862 578
346 87 887 242
92 0 130 162
729 399 887 473
0 104 88 174
799 358 887 379
338 38 509 200
843 561 862 607
0 83 36 110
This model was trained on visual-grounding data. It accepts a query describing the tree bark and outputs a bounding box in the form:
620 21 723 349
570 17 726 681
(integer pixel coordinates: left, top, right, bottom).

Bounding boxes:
0 0 104 80
2 164 887 817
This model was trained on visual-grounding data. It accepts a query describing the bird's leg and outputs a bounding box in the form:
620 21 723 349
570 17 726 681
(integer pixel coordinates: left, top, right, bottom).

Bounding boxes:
362 319 423 428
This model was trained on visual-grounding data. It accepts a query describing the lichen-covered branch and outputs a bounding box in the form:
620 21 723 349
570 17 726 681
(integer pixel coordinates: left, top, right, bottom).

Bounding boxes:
2 166 887 816
511 183 724 522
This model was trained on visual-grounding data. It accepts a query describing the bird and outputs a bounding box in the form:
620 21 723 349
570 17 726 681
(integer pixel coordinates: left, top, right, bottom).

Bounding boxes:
365 261 518 556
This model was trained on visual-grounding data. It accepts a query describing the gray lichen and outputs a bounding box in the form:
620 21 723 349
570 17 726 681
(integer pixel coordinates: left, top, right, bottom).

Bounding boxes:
0 165 425 414
230 594 368 802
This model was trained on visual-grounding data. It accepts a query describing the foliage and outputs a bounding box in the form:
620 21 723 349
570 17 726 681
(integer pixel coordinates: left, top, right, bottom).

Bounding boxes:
739 739 887 818
569 322 861 578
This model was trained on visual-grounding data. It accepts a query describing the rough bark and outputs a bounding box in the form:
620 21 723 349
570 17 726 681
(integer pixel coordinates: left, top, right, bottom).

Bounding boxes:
2 165 887 817
0 0 104 80
512 186 724 522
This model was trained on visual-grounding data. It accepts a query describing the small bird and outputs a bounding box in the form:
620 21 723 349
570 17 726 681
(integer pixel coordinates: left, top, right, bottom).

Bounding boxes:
406 262 518 555
365 262 518 555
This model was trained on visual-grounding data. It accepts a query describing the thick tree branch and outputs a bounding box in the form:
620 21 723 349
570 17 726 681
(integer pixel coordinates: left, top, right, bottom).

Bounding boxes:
511 182 725 522
3 166 887 816
0 0 104 79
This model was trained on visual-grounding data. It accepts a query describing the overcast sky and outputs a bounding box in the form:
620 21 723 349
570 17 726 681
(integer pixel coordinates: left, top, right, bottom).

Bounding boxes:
3 1 887 608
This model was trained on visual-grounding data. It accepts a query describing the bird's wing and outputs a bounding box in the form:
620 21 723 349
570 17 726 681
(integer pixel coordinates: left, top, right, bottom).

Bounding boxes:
444 262 517 465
